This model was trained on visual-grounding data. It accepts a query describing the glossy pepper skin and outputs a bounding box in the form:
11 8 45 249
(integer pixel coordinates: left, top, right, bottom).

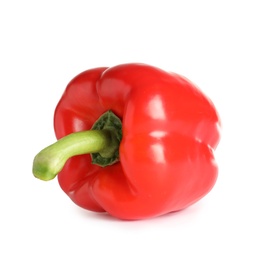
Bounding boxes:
36 63 221 220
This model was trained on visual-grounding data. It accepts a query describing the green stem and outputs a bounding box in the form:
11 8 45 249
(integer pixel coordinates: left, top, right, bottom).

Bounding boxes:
33 129 118 181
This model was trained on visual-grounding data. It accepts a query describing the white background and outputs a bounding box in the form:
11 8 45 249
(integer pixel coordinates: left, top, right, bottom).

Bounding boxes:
1 0 259 259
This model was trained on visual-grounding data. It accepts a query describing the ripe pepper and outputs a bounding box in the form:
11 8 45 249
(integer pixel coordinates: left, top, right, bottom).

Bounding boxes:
33 63 221 220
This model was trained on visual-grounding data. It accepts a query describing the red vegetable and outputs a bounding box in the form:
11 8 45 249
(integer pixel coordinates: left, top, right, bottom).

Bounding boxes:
33 63 221 220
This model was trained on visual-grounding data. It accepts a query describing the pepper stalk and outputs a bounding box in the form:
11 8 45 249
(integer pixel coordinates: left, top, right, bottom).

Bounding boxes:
33 111 122 181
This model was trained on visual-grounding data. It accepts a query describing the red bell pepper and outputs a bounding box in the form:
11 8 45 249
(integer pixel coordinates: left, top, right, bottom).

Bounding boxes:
33 63 221 220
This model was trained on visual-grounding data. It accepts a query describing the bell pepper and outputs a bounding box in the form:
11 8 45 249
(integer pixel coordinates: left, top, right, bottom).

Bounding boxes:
33 63 221 220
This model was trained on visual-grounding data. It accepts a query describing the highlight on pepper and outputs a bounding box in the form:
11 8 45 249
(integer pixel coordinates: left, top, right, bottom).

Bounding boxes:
32 63 221 220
